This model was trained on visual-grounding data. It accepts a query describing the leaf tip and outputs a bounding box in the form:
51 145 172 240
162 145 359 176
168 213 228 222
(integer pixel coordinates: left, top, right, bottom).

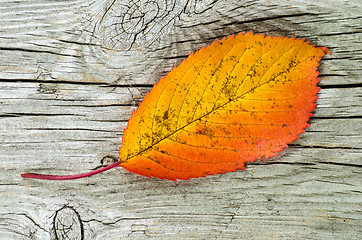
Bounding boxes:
320 46 331 55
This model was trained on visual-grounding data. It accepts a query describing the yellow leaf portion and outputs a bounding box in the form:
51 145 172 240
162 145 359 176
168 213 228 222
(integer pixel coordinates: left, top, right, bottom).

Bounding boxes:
119 32 330 180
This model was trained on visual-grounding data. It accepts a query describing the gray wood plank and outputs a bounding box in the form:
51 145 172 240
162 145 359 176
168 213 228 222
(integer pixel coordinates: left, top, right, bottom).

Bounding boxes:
0 0 361 239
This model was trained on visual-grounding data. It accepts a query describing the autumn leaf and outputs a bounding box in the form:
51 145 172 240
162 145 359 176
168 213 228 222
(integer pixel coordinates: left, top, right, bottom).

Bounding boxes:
22 32 330 181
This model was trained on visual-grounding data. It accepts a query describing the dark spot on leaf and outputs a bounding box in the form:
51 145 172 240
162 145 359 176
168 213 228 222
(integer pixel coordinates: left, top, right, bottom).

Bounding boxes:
163 110 169 120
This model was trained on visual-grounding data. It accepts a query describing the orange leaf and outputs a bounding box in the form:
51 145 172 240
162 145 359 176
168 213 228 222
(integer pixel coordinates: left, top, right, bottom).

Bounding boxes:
120 32 330 180
21 32 330 181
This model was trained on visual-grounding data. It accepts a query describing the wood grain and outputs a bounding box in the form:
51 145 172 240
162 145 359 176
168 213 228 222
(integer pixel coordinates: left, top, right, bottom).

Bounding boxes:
0 0 361 239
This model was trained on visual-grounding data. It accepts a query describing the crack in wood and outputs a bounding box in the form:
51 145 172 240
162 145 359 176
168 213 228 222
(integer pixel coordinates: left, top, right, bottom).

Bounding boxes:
0 113 78 118
288 144 361 150
221 13 316 26
320 83 362 89
7 213 48 233
320 31 362 36
317 161 362 168
24 127 119 133
0 47 78 58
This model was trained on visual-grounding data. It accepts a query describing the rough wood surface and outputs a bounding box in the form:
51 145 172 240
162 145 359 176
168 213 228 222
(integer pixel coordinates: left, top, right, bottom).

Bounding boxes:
0 0 361 239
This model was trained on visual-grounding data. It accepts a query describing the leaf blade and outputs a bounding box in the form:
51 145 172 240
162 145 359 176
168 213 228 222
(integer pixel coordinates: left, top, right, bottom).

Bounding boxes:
120 32 330 180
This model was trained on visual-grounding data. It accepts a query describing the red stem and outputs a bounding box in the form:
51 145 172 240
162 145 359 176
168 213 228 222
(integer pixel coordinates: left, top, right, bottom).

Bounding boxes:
21 160 121 180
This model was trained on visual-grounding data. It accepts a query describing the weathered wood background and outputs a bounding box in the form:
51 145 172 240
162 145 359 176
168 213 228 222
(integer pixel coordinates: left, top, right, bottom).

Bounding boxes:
0 0 361 239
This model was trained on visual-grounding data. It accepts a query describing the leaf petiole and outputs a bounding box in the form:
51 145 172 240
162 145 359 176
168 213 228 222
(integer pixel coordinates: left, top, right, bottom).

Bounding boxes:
21 160 121 180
